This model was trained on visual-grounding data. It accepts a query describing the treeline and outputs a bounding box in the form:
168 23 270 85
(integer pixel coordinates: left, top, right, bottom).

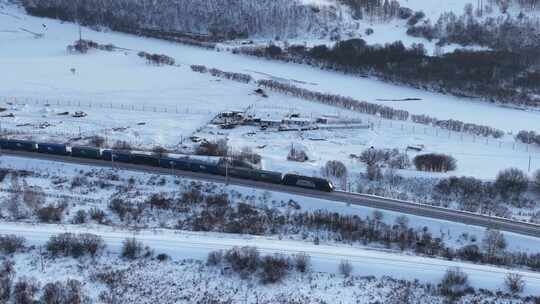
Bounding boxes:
190 65 253 83
20 0 341 39
516 130 540 146
274 39 539 107
256 79 505 138
407 9 540 50
337 0 402 21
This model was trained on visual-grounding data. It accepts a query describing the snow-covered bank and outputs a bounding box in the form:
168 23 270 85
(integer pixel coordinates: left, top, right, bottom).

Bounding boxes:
3 221 540 295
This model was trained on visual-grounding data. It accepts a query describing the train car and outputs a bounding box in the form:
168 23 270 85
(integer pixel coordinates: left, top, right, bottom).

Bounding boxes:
131 153 160 167
102 150 131 163
282 174 334 192
0 139 38 152
188 159 220 175
37 143 69 156
71 146 101 160
222 166 283 184
159 157 192 171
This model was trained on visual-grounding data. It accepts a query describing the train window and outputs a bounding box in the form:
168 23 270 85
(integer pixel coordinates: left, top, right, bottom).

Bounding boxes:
296 180 316 188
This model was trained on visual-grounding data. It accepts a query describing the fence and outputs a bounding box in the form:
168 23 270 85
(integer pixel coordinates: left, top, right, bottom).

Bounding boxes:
1 96 213 116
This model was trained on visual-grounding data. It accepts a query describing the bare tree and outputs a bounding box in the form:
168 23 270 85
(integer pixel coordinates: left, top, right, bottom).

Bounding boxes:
505 272 525 294
338 260 353 277
482 229 507 261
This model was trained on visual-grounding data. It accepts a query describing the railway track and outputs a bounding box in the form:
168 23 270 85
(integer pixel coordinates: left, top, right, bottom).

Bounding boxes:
2 150 539 238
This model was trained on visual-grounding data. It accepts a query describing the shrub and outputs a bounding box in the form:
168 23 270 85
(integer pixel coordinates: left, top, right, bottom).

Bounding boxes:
72 210 87 224
439 267 469 300
494 168 529 198
323 160 347 178
207 250 224 266
41 279 84 304
0 235 25 254
0 260 15 302
224 247 259 277
413 153 457 172
89 208 106 223
535 169 540 189
37 204 64 223
46 233 105 258
121 238 144 260
505 272 525 294
13 277 39 304
339 260 353 277
366 164 382 181
259 254 290 284
156 253 169 262
293 253 311 273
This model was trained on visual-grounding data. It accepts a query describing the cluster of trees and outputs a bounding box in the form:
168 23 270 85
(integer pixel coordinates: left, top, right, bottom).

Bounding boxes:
257 79 409 121
407 7 540 50
46 233 105 258
412 115 504 138
190 65 253 83
338 0 402 21
516 130 540 146
244 38 539 108
207 247 310 283
21 0 341 39
137 51 175 66
66 39 115 54
413 153 457 172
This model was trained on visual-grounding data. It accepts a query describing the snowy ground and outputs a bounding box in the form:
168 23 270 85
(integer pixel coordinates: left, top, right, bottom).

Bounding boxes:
4 221 540 295
1 154 539 254
0 4 539 181
6 248 537 304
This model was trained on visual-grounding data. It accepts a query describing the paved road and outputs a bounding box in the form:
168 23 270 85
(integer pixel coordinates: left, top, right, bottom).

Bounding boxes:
2 150 540 238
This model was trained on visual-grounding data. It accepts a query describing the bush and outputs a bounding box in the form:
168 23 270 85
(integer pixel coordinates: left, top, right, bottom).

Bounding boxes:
439 267 469 300
505 272 525 294
259 254 290 284
46 233 105 258
293 253 311 273
0 260 15 302
323 160 347 178
156 253 169 262
207 250 223 266
89 208 106 223
339 260 353 277
121 238 144 260
72 210 87 224
37 204 65 223
13 277 39 304
413 153 457 172
41 279 84 304
535 169 540 189
366 164 382 181
494 168 529 198
224 247 259 277
0 234 25 254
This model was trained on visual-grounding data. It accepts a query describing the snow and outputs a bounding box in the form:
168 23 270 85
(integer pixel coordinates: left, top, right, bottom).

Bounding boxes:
1 154 539 255
4 221 540 295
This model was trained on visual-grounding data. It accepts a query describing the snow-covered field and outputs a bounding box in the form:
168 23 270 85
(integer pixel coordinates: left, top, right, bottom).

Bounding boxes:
0 3 539 181
1 154 539 254
4 221 540 295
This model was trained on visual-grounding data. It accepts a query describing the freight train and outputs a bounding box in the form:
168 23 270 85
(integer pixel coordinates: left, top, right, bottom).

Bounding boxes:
0 139 334 192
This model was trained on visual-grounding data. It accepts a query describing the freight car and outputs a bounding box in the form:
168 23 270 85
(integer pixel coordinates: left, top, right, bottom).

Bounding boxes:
0 139 335 192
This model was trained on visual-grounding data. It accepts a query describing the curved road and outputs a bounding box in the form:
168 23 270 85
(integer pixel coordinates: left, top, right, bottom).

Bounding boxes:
2 150 540 238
